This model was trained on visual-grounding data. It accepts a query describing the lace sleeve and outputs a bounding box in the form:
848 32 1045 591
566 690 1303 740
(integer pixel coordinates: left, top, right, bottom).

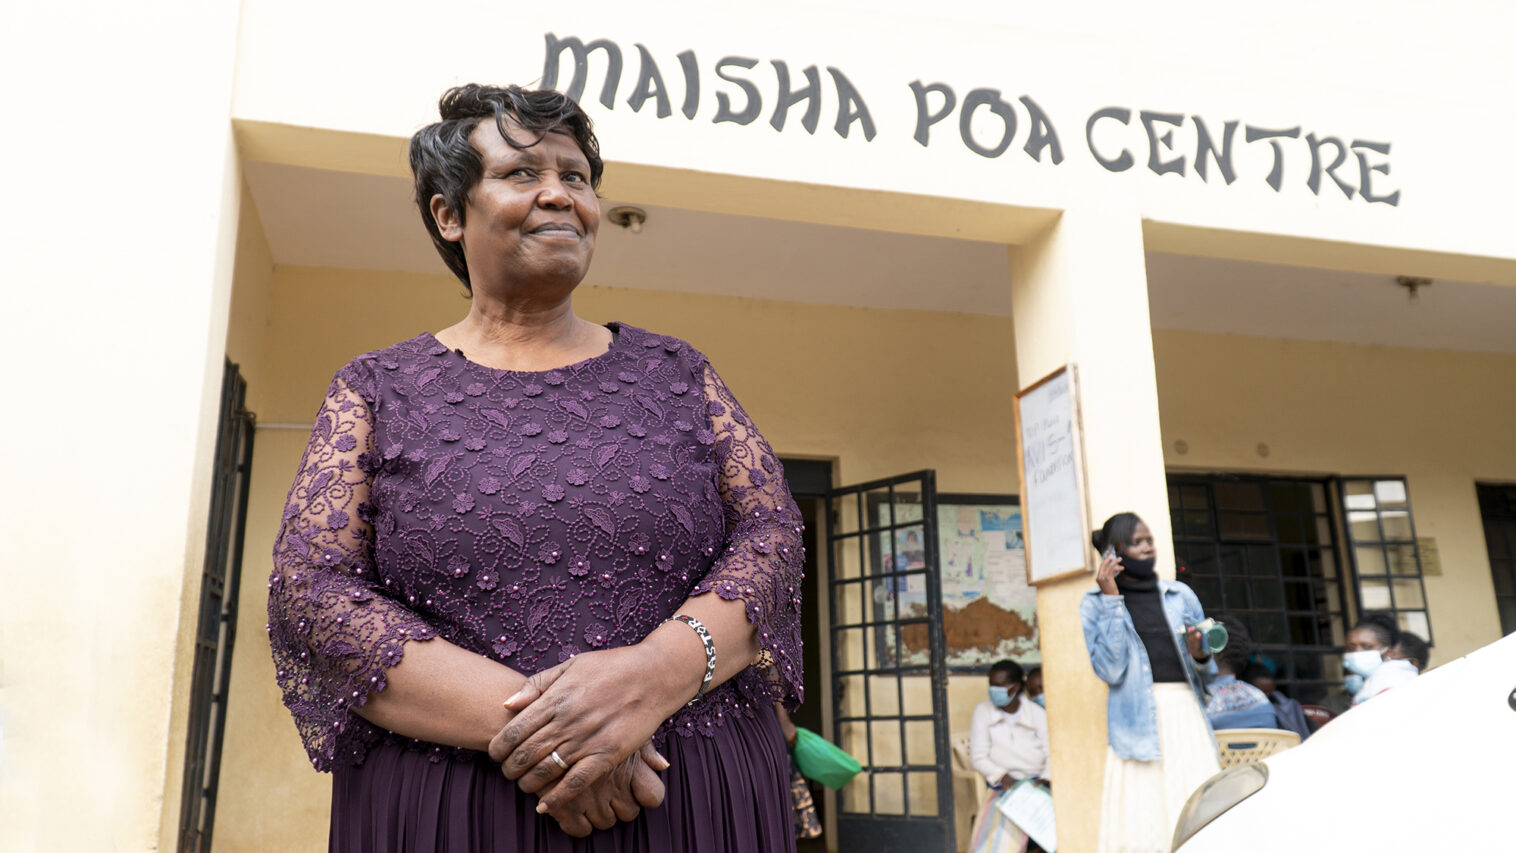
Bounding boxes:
267 369 435 771
690 359 805 710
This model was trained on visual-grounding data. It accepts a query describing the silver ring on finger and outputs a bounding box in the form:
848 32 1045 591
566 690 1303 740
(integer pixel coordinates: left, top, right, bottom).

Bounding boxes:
550 749 569 771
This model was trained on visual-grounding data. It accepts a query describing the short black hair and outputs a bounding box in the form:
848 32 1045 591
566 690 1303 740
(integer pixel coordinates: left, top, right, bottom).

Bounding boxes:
1394 631 1430 671
1214 614 1254 673
1239 662 1274 687
409 84 604 291
1092 512 1143 555
988 659 1024 683
1024 665 1042 680
1351 613 1399 649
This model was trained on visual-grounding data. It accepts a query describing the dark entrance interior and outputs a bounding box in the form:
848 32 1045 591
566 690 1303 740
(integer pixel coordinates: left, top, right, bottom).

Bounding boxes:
784 459 833 853
1477 483 1516 635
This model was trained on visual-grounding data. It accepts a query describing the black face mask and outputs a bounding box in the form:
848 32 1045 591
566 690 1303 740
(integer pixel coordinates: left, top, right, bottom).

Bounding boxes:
1118 555 1157 580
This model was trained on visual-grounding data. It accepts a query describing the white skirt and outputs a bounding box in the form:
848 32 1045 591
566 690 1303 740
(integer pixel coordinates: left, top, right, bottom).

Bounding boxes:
1097 683 1221 853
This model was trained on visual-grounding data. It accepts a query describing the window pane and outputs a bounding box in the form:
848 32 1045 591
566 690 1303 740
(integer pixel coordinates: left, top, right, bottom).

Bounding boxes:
1314 550 1337 580
1347 511 1381 542
1269 482 1310 513
1276 514 1305 544
1223 577 1250 610
1360 577 1391 610
1355 546 1387 575
1252 578 1284 610
1397 611 1430 642
1246 545 1277 576
1381 510 1413 541
1257 612 1289 644
1219 546 1246 577
873 772 904 815
1288 615 1318 645
1387 543 1420 575
1181 485 1209 508
1216 482 1265 510
1188 576 1222 611
1220 512 1270 539
1283 580 1316 610
1391 579 1426 610
1280 549 1310 579
1374 480 1408 508
1184 509 1214 538
907 771 939 817
1343 480 1376 509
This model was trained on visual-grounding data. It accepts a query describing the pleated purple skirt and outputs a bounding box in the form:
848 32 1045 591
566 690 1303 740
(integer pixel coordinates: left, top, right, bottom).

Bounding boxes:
330 710 798 852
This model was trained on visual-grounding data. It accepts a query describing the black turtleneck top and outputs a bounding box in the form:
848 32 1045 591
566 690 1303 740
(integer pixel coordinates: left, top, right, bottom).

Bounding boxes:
1115 574 1187 683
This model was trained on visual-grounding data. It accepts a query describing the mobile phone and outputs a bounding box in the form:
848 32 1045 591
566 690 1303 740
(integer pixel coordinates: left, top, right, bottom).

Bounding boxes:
1102 545 1117 562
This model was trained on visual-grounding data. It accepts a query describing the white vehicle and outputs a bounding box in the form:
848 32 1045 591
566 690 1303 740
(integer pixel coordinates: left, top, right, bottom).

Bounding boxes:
1172 633 1516 851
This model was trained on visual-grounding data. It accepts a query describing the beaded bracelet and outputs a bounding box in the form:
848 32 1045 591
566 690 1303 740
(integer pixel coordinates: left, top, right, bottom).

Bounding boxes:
663 614 716 706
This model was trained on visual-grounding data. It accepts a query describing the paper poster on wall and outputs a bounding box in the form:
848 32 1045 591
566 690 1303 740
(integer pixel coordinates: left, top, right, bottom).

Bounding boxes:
877 497 1039 669
1014 365 1093 585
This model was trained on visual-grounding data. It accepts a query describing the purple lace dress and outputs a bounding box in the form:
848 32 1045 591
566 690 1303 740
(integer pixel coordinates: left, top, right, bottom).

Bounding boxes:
267 323 804 852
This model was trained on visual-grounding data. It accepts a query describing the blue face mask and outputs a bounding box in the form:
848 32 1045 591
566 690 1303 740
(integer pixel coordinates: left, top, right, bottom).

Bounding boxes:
989 685 1016 707
1030 694 1046 708
1343 673 1365 694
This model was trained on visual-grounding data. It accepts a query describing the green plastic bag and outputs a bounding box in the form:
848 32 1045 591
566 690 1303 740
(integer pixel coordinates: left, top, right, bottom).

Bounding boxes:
792 727 862 789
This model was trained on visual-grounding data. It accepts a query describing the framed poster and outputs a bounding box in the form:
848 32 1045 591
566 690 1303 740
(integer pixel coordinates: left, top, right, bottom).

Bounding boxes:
871 493 1039 671
1013 364 1094 585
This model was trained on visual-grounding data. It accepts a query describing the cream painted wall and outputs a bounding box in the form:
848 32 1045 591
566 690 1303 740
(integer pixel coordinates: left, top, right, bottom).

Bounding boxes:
1155 331 1516 665
213 265 1515 849
0 1 246 849
231 1 1516 270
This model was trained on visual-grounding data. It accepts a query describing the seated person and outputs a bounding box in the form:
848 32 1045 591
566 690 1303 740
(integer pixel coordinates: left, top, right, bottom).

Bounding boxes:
969 659 1051 789
1346 614 1420 706
1024 665 1045 708
1240 662 1311 740
1388 631 1430 673
1204 616 1275 730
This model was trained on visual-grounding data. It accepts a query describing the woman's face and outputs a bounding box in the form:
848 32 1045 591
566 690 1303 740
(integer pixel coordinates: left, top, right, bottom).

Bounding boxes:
1121 521 1157 560
434 118 600 298
1345 627 1389 653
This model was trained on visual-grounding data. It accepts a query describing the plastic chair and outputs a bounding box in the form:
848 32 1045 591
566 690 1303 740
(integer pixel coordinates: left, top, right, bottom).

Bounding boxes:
1214 728 1301 768
950 733 986 852
1300 704 1336 731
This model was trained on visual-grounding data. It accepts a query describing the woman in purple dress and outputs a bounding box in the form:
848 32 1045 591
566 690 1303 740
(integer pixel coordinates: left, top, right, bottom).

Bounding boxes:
267 84 804 851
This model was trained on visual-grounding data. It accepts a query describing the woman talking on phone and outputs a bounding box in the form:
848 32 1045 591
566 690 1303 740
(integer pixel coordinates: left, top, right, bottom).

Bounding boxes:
1079 512 1220 853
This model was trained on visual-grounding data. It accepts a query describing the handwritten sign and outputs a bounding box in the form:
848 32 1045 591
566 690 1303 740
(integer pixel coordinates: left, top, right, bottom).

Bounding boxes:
1014 365 1092 585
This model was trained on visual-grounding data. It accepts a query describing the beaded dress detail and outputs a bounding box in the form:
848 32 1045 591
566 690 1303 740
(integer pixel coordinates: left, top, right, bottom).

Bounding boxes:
268 323 804 851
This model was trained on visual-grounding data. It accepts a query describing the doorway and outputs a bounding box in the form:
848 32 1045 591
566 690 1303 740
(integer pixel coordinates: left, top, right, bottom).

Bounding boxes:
1477 483 1516 635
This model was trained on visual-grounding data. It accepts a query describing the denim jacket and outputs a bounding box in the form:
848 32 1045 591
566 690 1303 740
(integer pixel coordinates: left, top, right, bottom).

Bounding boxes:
1079 580 1218 761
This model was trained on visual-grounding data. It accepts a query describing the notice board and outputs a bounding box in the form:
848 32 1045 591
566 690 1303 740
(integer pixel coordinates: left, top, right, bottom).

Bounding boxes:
1013 365 1092 585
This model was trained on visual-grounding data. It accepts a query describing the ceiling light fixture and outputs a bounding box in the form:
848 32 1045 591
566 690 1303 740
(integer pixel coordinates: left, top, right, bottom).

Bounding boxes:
1395 275 1432 303
607 206 647 235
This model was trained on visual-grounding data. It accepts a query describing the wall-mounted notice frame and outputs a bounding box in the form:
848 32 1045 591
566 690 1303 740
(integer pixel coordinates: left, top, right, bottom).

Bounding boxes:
1013 365 1093 585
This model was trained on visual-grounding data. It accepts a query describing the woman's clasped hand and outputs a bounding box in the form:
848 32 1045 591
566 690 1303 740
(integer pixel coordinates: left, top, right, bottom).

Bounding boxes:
487 643 697 835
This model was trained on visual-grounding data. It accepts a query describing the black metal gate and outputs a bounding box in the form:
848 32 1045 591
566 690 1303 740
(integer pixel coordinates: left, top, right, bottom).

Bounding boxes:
178 359 256 853
826 471 955 851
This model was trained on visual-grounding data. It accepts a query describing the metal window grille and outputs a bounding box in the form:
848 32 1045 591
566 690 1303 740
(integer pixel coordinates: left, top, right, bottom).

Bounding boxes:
178 359 256 853
1336 476 1433 646
1169 475 1352 704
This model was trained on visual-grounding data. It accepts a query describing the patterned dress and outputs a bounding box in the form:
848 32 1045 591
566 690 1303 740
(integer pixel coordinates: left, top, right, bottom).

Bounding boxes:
267 323 804 851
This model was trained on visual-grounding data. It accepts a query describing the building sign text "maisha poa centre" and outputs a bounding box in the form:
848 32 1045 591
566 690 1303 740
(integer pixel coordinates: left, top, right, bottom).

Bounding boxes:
543 33 1402 206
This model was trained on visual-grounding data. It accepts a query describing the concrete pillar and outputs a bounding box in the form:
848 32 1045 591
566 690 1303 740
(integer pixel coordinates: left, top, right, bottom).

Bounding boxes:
1009 207 1174 853
0 1 245 848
